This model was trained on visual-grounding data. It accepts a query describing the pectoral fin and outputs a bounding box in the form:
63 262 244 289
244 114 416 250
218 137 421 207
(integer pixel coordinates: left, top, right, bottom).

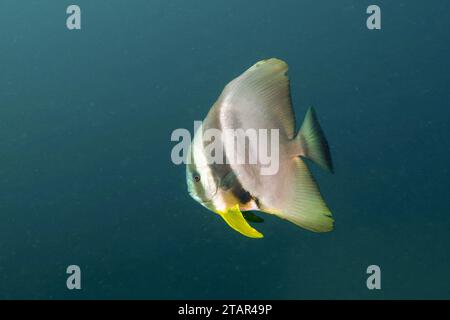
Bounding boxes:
218 205 264 238
243 212 264 223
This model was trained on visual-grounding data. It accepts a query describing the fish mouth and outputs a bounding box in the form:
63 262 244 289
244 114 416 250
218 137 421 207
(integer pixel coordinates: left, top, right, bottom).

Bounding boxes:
188 181 218 203
192 195 217 212
188 192 214 207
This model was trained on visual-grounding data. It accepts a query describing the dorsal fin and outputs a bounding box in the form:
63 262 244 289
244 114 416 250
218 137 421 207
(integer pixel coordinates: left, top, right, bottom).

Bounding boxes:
216 58 296 139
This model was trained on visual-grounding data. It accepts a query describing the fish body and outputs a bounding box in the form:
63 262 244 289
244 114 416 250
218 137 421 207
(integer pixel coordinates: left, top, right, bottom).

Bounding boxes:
186 58 334 238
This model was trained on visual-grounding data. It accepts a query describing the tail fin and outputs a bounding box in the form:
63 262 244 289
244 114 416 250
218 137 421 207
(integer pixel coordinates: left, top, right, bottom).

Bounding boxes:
295 107 334 173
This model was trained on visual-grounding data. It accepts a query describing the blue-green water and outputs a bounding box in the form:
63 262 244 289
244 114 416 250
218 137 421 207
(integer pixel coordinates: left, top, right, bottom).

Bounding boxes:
0 0 449 299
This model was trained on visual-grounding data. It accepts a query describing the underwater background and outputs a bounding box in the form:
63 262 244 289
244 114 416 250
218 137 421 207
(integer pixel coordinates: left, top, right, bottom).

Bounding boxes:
0 0 449 299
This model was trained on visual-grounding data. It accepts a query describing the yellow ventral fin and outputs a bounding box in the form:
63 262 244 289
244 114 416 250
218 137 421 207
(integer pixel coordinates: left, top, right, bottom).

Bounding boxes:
218 205 264 239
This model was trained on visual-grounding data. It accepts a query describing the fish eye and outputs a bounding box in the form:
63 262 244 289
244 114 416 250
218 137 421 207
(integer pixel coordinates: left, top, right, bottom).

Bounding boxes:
193 173 201 182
